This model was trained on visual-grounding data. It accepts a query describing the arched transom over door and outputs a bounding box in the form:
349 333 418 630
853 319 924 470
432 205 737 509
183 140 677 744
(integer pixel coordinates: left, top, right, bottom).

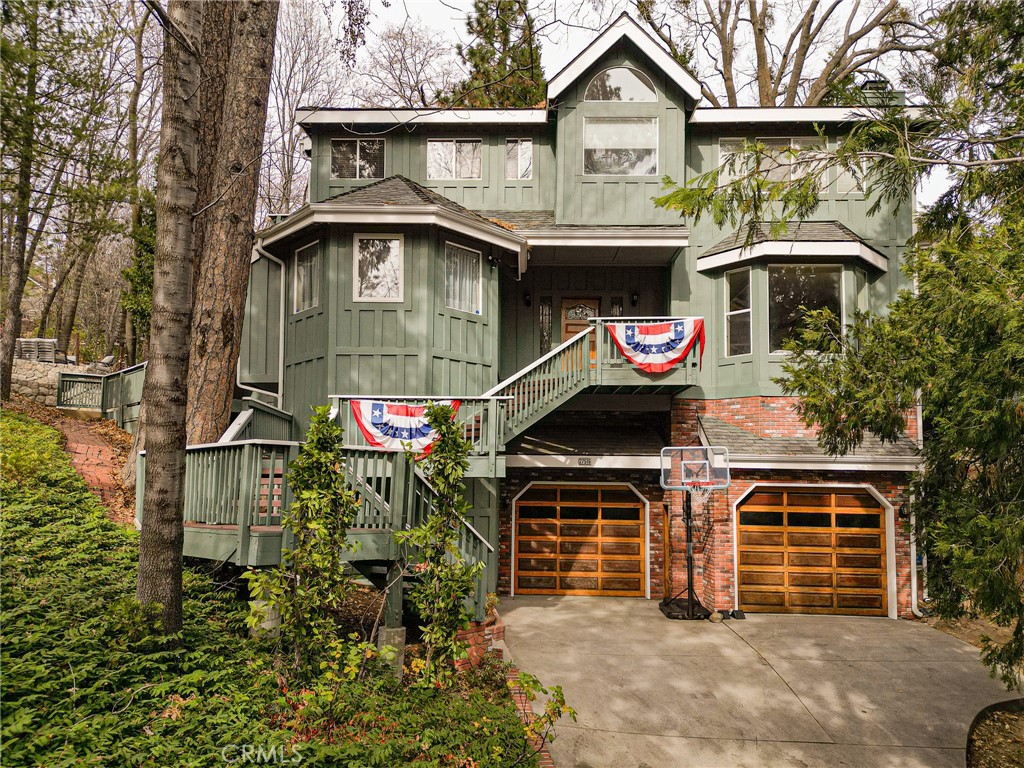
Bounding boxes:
515 485 646 597
737 488 887 616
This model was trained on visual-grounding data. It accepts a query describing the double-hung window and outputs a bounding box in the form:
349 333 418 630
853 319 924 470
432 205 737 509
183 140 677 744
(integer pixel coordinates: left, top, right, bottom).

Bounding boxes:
725 268 752 356
331 139 384 179
768 265 842 352
444 243 482 314
427 139 482 179
718 137 825 188
293 242 319 313
583 117 658 175
505 139 533 180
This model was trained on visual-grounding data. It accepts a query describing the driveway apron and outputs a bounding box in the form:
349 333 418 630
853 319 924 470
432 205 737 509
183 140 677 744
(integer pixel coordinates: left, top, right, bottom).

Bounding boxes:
501 595 1013 768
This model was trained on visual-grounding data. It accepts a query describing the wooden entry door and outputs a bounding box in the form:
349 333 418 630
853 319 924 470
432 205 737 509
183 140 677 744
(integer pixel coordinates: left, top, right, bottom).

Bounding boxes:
515 485 646 596
737 488 887 616
561 299 599 357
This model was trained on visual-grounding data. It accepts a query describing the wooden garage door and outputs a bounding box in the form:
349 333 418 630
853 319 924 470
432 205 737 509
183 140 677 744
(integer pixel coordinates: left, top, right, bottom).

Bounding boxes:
515 485 645 596
738 488 887 616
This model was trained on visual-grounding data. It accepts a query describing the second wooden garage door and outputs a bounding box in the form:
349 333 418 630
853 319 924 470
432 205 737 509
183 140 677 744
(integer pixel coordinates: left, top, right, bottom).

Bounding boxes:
738 488 887 616
515 485 645 596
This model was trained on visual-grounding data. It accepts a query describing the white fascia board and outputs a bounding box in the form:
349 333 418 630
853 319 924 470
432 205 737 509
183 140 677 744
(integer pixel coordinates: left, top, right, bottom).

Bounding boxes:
547 15 702 103
523 230 689 248
260 204 525 253
296 108 549 126
689 106 925 124
697 241 887 272
729 454 920 472
505 454 662 470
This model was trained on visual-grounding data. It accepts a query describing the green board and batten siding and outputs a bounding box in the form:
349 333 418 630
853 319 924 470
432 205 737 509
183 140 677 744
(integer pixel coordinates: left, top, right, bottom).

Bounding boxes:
240 257 282 386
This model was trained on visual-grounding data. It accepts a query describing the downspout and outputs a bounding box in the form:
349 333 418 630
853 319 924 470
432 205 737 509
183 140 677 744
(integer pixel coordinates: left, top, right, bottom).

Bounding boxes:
909 509 924 618
240 241 286 409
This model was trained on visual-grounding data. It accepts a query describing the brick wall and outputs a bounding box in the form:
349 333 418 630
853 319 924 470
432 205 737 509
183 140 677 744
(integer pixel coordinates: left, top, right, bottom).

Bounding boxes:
455 613 506 671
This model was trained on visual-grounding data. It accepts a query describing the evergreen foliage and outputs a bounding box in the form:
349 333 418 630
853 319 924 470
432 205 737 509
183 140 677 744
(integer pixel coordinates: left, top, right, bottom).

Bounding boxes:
441 0 546 108
653 0 1024 687
121 191 156 343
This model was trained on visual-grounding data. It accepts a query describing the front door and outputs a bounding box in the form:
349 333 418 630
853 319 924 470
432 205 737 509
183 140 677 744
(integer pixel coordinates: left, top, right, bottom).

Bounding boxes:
561 298 599 356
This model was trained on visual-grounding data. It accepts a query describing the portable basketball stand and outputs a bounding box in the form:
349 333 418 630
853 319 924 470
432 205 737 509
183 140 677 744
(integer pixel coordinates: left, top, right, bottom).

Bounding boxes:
659 446 730 621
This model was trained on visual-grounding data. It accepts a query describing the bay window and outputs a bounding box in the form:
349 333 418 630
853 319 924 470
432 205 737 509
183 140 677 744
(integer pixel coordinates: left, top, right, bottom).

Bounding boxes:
768 265 842 352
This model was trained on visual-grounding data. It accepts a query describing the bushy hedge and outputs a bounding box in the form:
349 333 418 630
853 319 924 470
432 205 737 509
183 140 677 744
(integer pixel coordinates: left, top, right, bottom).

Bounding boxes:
0 411 536 767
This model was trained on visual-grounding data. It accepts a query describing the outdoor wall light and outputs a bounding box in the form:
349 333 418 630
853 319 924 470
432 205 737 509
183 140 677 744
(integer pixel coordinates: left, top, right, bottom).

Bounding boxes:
523 291 532 307
631 291 639 307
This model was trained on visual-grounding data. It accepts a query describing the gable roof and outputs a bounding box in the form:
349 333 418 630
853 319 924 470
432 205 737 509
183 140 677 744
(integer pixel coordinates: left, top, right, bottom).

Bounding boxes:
324 175 494 223
547 12 703 104
697 220 889 272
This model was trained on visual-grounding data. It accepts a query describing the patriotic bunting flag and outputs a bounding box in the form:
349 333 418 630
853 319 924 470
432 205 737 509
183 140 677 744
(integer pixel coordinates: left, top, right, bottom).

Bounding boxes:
606 318 705 374
350 399 461 457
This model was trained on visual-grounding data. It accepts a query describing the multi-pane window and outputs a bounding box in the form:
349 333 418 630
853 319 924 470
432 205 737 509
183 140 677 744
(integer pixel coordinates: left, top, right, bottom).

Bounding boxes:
293 242 319 313
427 139 482 179
719 137 825 188
768 265 842 352
444 243 482 314
353 235 403 302
331 139 384 179
725 268 752 356
836 155 867 194
505 139 533 180
583 117 657 175
584 67 657 102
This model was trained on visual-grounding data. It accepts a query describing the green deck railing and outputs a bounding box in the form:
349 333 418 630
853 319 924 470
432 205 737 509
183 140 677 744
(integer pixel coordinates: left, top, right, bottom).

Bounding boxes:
57 362 146 433
221 398 294 442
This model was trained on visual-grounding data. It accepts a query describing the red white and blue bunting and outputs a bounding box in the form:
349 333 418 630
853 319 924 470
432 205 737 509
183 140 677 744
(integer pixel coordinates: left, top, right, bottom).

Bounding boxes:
606 318 705 374
350 399 461 457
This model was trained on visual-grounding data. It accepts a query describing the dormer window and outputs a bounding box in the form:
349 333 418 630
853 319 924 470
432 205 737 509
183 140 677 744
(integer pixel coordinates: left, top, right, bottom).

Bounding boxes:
584 67 657 102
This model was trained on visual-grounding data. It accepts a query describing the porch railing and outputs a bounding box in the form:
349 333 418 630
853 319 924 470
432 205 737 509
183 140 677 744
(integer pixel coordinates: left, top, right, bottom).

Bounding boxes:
220 398 294 443
56 373 104 409
57 362 147 433
484 327 593 438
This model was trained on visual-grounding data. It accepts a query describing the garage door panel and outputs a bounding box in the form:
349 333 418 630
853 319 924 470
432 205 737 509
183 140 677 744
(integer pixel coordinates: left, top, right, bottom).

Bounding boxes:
515 486 646 597
739 489 886 616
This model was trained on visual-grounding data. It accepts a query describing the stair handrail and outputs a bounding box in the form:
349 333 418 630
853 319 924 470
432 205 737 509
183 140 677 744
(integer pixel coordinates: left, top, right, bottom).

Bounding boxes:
482 326 593 396
412 466 495 553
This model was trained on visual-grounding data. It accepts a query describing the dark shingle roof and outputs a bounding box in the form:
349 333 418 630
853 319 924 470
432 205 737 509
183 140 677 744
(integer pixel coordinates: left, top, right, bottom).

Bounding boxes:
323 176 501 230
702 221 870 258
700 416 918 459
476 209 685 232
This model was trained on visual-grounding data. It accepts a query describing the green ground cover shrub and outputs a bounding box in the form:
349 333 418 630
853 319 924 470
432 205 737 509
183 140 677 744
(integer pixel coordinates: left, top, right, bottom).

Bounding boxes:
0 411 538 767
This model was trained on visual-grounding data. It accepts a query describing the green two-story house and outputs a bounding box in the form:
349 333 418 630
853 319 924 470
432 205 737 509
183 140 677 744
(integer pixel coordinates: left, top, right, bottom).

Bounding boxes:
233 13 921 621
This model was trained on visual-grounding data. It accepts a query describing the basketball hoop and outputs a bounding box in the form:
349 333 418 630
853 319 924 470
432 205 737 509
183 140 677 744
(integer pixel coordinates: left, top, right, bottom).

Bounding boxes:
658 446 731 621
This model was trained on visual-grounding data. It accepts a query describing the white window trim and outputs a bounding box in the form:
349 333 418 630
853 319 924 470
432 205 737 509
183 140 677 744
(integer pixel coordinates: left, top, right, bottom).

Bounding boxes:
444 241 483 315
729 482 898 619
583 65 658 102
352 233 404 303
505 138 533 181
292 240 320 314
719 136 826 186
765 262 845 354
724 266 752 358
329 138 385 180
426 138 483 180
582 116 659 177
510 481 651 600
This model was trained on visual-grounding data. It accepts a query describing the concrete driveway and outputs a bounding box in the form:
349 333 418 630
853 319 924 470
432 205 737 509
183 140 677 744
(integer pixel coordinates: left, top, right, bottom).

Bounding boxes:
501 596 1014 768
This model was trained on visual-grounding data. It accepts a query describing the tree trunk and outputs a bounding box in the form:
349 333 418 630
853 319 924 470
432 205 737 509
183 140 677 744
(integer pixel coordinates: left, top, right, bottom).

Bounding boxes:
56 246 93 353
0 5 39 401
186 0 280 444
135 0 202 635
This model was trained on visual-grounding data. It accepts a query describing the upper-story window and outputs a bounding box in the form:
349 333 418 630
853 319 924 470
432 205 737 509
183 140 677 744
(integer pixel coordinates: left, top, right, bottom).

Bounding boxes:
768 265 842 352
719 137 825 187
725 268 752 356
584 117 658 175
585 67 657 102
427 139 482 180
445 243 482 314
293 242 319 313
505 139 533 180
331 139 384 179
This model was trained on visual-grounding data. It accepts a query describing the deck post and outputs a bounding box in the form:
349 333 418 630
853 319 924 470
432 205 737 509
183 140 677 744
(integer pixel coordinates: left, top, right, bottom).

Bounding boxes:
237 444 256 566
383 560 404 629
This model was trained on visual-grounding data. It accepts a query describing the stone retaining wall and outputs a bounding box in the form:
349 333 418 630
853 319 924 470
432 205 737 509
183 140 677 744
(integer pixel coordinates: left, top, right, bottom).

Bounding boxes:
9 359 91 407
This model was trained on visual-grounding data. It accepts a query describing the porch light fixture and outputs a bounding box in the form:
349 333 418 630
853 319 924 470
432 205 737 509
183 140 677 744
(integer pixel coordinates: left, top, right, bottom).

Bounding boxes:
523 291 532 307
631 290 639 307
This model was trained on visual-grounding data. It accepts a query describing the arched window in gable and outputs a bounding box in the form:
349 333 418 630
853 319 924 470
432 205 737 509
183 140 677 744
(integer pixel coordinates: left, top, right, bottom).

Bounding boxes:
584 67 657 102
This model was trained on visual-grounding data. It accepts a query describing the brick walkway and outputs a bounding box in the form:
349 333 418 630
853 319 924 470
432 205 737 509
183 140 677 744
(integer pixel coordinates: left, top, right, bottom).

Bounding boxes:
61 418 126 513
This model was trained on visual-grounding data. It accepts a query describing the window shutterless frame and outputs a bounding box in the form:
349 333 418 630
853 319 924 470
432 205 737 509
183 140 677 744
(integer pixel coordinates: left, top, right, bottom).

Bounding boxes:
765 263 844 353
583 66 658 102
292 240 320 314
582 116 659 176
426 138 483 180
505 138 533 180
724 266 752 357
329 138 385 179
443 241 483 315
352 233 404 303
